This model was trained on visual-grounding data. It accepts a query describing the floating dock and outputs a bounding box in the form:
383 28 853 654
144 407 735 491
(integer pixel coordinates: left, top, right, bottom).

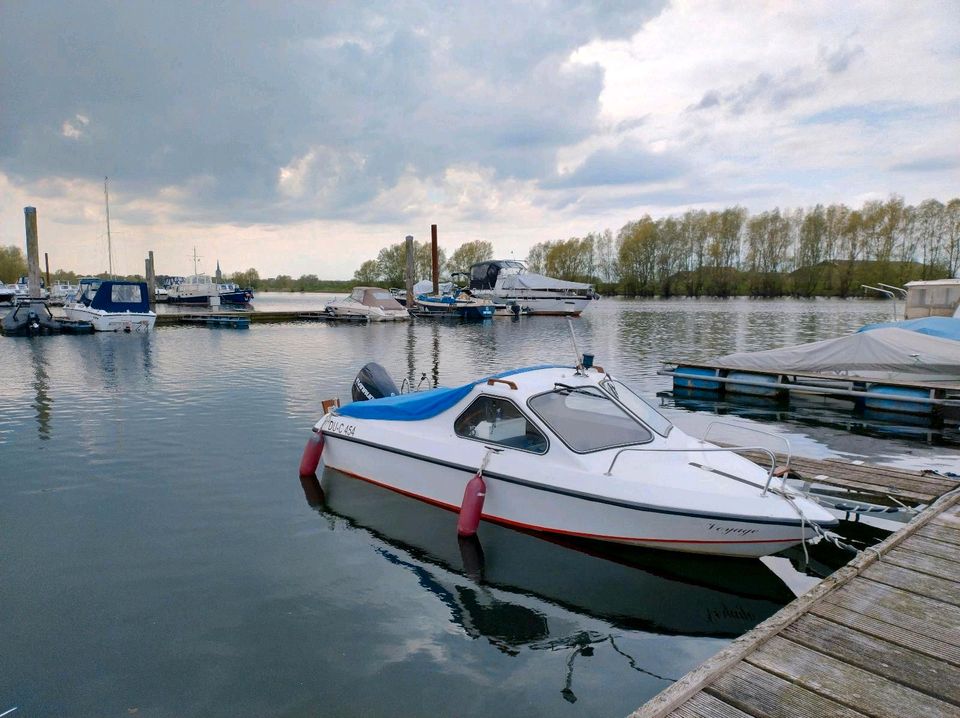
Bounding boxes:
630 457 960 718
154 310 347 326
660 362 960 423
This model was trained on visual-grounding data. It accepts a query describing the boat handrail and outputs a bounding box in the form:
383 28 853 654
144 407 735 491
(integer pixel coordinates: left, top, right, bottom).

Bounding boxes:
603 445 780 496
487 378 518 390
703 421 792 475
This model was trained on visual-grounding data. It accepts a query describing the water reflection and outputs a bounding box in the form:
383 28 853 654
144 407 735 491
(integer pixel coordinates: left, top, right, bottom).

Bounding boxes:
300 469 796 703
28 340 52 440
301 469 794 637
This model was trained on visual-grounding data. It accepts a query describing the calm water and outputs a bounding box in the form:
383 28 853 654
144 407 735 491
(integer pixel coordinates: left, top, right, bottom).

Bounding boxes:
2 296 958 717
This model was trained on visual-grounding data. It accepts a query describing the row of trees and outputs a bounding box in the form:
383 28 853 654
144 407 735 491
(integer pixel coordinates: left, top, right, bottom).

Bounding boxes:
352 239 493 286
526 197 960 296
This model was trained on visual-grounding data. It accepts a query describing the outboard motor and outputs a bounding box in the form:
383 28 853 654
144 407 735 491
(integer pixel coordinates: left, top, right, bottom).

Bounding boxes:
351 362 400 402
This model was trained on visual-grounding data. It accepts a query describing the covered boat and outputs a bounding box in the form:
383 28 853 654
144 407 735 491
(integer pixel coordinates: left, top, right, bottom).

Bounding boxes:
303 362 837 557
63 278 156 332
325 286 410 321
468 260 594 316
713 327 960 383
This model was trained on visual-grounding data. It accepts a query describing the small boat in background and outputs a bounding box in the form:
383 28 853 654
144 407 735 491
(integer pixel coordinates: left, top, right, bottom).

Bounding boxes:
467 260 594 316
325 286 410 321
48 281 79 306
0 281 15 304
64 278 156 332
1 300 94 336
218 282 254 305
166 274 221 305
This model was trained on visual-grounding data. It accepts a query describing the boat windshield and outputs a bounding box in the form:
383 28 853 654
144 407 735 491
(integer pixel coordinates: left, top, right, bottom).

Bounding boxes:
528 386 652 452
601 379 672 436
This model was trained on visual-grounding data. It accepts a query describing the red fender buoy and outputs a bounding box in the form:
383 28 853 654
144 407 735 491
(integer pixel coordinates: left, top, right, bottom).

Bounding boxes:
299 431 324 476
457 471 487 537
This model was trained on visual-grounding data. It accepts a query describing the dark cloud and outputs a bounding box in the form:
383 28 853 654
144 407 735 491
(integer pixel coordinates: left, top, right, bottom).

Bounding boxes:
688 69 821 115
820 40 865 74
0 1 665 224
543 142 687 189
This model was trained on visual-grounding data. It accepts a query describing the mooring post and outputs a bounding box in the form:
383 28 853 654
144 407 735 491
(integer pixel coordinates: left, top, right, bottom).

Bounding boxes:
405 234 415 308
431 224 439 295
146 251 156 307
44 252 51 288
24 207 41 299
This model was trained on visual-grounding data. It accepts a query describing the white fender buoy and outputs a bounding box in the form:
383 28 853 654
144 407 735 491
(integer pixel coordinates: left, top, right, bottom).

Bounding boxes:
299 431 324 477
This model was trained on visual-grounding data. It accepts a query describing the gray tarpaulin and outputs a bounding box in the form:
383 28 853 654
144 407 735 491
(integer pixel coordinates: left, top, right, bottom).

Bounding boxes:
712 327 960 382
499 272 593 291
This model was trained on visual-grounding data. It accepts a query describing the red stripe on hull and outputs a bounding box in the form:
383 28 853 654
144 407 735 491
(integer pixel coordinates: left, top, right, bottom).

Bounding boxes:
325 464 804 547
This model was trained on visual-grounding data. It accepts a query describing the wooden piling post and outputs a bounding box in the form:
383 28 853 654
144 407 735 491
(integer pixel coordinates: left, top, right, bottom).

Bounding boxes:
145 251 156 307
44 252 51 289
24 207 41 299
431 224 439 296
405 235 415 308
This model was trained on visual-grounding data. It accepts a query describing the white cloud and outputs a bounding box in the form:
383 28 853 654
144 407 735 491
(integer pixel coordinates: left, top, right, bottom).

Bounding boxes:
60 113 89 139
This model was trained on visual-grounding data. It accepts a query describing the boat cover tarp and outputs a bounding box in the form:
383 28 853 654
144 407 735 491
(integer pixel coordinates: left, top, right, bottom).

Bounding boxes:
857 316 960 342
335 365 565 421
413 280 453 296
499 272 593 291
710 327 960 382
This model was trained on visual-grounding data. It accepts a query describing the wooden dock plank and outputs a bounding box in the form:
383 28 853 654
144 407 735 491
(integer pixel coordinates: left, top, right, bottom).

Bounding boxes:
917 522 960 547
823 579 960 643
810 601 960 667
629 488 960 718
782 614 960 705
667 693 756 718
885 547 960 583
747 635 959 718
860 563 960 607
706 662 869 718
900 534 960 562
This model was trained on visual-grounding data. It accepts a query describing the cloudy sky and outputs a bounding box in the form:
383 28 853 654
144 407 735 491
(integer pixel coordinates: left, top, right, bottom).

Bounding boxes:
1 1 958 278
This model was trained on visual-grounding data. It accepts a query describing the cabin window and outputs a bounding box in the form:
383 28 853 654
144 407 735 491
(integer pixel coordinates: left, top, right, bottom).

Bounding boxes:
601 379 672 436
454 396 548 454
529 386 653 453
111 284 143 304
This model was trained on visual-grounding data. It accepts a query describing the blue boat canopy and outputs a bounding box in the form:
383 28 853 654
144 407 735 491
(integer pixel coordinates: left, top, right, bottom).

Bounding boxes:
858 317 960 342
77 279 150 313
335 365 565 421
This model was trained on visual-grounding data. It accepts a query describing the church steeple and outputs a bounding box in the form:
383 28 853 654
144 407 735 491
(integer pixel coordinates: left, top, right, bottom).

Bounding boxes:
215 260 222 282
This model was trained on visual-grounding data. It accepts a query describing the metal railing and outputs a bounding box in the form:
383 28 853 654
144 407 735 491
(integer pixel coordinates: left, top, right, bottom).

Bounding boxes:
703 420 792 476
603 445 781 496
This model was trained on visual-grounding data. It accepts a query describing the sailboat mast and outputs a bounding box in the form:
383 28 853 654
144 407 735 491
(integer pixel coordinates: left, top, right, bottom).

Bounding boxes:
104 176 114 279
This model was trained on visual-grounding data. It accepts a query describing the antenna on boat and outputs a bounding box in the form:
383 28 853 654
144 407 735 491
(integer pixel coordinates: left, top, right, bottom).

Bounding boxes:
191 247 202 276
567 318 584 374
104 177 113 279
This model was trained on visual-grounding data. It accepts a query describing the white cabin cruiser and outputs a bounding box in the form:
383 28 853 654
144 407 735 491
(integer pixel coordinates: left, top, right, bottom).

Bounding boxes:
468 260 594 316
64 278 156 332
304 362 837 557
325 286 410 321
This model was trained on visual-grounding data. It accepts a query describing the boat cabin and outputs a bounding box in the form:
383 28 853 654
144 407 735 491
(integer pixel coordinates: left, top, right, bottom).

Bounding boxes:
904 278 960 319
75 279 150 313
468 260 526 291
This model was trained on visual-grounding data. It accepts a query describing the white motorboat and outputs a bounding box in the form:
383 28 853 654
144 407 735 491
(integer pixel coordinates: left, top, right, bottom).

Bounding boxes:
302 361 837 557
325 286 410 321
64 278 156 332
467 260 594 316
0 281 15 304
166 274 221 305
48 280 79 306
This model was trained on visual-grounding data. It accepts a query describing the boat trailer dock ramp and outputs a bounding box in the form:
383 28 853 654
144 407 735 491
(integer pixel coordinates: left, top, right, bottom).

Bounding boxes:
630 454 960 718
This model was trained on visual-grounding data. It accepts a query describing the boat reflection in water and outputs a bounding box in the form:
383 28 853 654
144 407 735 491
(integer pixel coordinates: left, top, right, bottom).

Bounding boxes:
300 467 796 702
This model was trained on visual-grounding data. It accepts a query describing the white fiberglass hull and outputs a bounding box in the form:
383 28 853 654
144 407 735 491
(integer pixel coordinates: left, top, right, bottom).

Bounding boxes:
479 292 592 316
319 432 822 558
325 303 409 321
64 305 156 332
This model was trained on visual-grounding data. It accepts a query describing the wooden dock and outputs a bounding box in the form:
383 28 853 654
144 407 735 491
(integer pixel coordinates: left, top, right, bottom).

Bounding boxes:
154 310 342 326
629 462 960 718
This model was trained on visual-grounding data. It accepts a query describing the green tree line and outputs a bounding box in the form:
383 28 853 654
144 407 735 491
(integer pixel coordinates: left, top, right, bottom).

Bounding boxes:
527 196 960 297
